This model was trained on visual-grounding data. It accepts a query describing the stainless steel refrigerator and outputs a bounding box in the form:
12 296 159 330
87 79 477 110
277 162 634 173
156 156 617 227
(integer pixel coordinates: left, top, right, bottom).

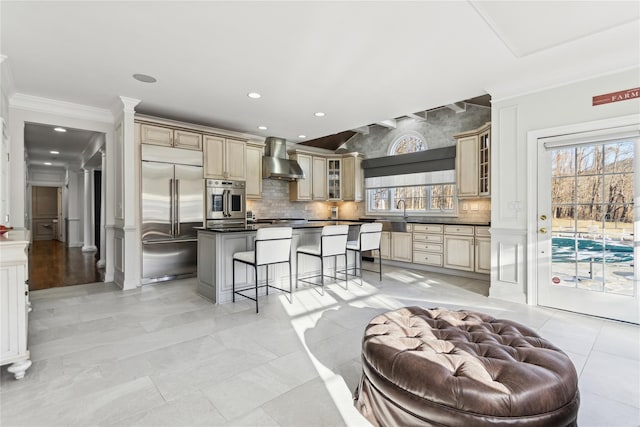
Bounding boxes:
141 145 203 284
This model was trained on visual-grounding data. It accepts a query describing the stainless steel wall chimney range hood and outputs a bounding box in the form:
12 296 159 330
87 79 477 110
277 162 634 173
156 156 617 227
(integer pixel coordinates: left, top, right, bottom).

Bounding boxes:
262 137 305 180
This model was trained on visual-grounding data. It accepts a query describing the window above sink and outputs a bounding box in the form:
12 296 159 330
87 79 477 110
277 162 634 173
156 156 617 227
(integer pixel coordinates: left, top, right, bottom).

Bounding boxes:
366 184 458 217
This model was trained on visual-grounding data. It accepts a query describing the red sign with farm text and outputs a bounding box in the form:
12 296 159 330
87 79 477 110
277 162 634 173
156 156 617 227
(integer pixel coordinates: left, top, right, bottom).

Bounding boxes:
593 87 640 106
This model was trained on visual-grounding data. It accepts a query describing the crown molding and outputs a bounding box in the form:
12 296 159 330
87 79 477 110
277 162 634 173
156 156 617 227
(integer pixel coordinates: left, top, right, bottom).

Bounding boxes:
9 93 114 123
111 96 141 117
0 56 16 98
489 65 640 104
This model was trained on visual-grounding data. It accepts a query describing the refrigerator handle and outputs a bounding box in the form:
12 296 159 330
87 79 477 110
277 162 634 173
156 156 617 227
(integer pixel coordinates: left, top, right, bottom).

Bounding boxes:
169 179 174 235
175 179 181 235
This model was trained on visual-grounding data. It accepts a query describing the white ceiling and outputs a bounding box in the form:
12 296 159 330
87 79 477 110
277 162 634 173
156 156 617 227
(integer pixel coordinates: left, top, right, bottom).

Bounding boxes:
2 1 639 160
24 123 103 170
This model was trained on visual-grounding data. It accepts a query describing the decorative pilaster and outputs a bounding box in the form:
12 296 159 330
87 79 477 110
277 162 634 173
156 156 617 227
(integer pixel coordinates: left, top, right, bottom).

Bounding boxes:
116 96 141 289
82 167 97 252
96 149 106 268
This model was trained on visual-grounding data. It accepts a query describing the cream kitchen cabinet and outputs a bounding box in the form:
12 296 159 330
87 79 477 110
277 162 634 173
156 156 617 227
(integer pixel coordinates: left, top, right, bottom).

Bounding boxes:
289 153 313 201
139 123 203 151
204 135 246 180
0 230 32 380
246 142 264 199
412 224 443 267
443 225 475 272
289 153 327 201
312 156 328 200
380 231 390 259
327 157 341 200
341 153 364 202
391 231 413 262
380 230 412 262
443 225 490 274
455 122 490 197
474 226 491 274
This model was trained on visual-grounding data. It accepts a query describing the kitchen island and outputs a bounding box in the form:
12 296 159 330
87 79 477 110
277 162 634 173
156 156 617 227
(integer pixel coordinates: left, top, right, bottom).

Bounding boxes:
196 221 365 304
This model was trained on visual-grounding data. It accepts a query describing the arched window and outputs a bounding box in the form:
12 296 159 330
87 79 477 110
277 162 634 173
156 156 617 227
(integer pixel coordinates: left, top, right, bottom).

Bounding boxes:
388 132 427 155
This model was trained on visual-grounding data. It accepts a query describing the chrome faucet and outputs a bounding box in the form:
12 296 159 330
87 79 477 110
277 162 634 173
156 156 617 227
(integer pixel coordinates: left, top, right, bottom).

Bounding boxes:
396 199 407 218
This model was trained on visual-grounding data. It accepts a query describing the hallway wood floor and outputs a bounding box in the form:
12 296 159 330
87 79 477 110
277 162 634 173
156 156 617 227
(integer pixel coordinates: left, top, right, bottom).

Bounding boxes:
28 240 104 290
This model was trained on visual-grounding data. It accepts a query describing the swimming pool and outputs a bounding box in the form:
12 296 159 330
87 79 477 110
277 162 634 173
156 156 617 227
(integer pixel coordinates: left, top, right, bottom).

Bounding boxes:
552 237 633 263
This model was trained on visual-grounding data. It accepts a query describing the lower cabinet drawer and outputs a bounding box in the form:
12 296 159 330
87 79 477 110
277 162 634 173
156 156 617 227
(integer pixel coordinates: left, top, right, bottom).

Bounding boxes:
413 233 444 243
444 225 474 235
413 242 442 252
413 251 443 266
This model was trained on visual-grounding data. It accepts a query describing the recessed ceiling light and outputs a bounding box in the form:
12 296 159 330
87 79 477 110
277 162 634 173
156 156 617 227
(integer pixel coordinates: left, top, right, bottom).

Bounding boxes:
54 127 66 132
247 92 261 99
298 135 307 139
133 73 157 83
257 126 268 130
314 112 325 117
50 150 59 154
44 162 52 166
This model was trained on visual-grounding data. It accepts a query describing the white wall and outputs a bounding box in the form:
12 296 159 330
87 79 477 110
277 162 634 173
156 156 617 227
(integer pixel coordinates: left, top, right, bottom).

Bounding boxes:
490 68 640 303
65 169 83 247
0 58 11 225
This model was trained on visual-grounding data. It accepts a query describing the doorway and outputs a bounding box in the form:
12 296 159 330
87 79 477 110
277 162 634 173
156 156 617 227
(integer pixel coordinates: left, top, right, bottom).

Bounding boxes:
536 133 638 324
24 123 107 290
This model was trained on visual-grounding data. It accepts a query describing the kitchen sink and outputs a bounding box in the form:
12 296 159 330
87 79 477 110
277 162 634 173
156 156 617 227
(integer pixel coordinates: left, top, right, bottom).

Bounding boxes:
377 220 408 232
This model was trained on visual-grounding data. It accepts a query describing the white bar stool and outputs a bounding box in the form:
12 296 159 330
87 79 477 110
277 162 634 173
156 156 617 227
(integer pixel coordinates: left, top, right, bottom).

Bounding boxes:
296 225 349 295
344 222 383 286
232 227 293 313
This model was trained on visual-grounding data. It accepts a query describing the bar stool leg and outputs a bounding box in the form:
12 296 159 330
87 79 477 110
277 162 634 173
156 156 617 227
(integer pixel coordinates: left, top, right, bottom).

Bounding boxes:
378 248 382 281
266 265 269 295
344 253 348 289
254 266 258 313
232 259 236 302
320 257 325 296
288 260 293 304
295 252 299 289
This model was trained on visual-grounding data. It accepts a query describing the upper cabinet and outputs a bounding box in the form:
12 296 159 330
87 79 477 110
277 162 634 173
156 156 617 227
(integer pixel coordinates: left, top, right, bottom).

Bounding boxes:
140 123 202 151
245 142 264 199
327 157 341 200
311 156 327 201
289 149 364 202
341 153 364 202
203 135 246 180
289 153 313 201
455 122 491 198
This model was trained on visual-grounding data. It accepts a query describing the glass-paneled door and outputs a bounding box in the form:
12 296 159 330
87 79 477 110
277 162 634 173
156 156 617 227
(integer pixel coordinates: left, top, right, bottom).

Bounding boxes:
537 136 638 323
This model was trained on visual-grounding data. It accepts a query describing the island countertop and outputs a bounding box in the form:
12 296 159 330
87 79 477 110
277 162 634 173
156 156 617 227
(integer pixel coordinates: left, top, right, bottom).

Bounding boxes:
196 220 366 233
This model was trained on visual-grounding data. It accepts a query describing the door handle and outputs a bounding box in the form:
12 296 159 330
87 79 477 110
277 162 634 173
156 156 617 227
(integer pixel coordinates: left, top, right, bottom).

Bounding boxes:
539 227 547 234
223 189 230 217
175 179 180 235
169 179 174 235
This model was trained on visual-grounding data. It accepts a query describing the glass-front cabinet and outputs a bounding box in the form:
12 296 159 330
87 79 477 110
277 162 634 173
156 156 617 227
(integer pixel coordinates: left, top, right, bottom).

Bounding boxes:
455 122 491 198
327 158 341 200
478 129 490 196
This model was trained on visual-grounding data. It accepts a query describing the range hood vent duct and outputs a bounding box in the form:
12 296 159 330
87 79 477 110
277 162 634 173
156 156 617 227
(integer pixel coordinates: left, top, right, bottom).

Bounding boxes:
262 137 305 180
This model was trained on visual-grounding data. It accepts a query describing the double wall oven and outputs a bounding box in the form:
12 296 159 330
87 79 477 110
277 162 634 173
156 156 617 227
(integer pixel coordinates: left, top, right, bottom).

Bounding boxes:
205 179 246 227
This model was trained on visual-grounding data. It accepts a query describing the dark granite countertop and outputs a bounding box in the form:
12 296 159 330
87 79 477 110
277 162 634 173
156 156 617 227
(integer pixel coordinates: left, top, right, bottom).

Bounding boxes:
196 220 365 233
359 217 490 227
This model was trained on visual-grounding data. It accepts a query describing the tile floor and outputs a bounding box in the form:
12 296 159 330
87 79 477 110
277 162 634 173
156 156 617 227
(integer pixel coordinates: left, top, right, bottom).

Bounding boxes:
1 265 638 426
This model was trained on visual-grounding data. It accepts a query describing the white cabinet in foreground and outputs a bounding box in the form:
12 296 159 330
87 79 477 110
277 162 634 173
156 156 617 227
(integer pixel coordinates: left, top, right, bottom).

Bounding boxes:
0 230 32 380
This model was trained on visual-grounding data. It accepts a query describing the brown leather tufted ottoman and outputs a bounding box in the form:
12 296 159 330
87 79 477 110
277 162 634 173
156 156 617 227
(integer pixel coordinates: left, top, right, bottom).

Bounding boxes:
353 307 579 427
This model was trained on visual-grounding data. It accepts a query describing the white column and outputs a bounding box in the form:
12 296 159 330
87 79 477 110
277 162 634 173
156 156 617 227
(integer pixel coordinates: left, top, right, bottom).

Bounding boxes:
96 150 106 267
82 167 97 252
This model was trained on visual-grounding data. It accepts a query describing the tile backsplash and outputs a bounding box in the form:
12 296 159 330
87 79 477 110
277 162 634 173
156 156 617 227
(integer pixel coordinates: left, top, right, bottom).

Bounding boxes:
247 179 335 220
248 179 490 223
